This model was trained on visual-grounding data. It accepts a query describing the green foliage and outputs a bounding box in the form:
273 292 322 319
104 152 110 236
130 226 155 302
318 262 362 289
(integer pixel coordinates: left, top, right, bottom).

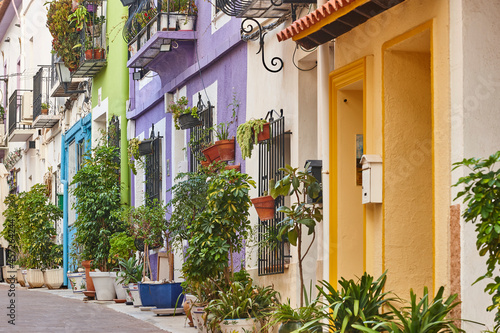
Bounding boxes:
70 138 122 271
305 272 394 333
1 184 62 269
127 138 145 175
236 118 267 159
206 279 280 326
215 93 239 141
117 257 143 285
167 171 211 246
167 96 198 130
181 169 255 290
116 199 168 278
362 287 463 333
453 151 500 328
46 0 81 70
269 163 322 306
68 5 89 31
109 232 135 263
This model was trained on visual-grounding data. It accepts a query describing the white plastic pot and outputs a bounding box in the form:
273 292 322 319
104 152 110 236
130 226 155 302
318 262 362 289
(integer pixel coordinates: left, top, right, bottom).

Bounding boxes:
111 272 128 300
89 272 116 300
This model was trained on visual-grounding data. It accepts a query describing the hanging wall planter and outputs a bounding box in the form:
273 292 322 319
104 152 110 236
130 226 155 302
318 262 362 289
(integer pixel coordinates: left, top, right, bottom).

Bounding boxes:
178 112 202 130
257 123 271 142
138 139 154 156
251 195 275 221
202 144 220 163
216 138 235 162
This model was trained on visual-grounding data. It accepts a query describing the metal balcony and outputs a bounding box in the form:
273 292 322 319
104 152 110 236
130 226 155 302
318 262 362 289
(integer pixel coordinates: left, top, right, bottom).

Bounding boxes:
33 67 61 128
8 90 35 142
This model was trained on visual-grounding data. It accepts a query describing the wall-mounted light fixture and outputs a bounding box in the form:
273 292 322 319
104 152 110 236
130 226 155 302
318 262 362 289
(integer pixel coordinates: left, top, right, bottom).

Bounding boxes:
4 37 10 42
55 61 86 94
132 69 145 81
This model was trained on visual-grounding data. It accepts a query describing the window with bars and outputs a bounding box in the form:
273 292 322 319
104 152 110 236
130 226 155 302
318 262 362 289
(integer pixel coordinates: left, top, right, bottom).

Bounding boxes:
143 125 162 204
258 110 291 276
189 94 213 173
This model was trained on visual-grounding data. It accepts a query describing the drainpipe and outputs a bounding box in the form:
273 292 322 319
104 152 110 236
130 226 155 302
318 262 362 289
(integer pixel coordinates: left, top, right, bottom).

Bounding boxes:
317 0 330 283
60 134 68 287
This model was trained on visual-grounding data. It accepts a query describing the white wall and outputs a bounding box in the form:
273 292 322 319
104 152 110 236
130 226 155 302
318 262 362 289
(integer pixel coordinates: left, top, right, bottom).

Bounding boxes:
450 0 500 330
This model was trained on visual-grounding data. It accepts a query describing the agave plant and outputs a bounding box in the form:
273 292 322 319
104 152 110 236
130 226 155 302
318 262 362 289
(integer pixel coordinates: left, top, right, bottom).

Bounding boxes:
357 286 465 333
301 272 394 333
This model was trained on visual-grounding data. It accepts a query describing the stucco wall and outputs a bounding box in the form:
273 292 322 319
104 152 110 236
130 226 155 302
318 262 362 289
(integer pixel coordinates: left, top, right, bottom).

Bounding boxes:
450 0 500 329
333 0 450 299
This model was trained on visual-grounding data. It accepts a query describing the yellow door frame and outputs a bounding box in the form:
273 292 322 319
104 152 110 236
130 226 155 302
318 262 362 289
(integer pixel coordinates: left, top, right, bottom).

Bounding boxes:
329 57 367 284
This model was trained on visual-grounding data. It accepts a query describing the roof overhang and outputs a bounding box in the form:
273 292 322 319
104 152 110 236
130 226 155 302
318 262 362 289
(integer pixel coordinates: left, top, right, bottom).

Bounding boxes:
277 0 405 49
0 0 22 43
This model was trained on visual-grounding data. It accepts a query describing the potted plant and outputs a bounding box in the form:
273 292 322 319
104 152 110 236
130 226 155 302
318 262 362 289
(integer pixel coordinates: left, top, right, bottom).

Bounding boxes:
214 124 235 162
0 104 5 122
41 103 50 115
206 278 280 333
250 193 275 221
303 272 395 333
236 118 269 160
269 163 322 307
267 296 323 333
47 0 81 70
117 257 144 306
68 5 89 32
178 0 197 31
168 96 200 130
70 135 123 300
109 231 135 302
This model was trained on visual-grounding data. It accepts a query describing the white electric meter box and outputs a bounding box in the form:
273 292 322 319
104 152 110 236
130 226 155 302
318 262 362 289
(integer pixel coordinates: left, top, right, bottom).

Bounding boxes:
361 155 382 204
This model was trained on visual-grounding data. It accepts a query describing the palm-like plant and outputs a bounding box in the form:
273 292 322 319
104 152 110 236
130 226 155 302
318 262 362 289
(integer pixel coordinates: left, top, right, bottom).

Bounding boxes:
302 272 394 333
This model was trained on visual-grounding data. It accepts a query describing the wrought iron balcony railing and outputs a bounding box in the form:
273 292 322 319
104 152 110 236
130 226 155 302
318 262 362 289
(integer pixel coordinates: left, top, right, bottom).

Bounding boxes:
72 0 107 78
33 66 60 128
124 0 197 63
8 89 34 142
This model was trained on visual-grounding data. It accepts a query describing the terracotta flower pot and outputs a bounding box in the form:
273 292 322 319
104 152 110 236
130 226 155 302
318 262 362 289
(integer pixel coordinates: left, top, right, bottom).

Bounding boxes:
202 144 220 163
257 123 270 142
82 260 95 293
94 49 104 60
251 195 275 221
225 164 241 172
41 109 48 115
85 49 93 60
215 138 235 162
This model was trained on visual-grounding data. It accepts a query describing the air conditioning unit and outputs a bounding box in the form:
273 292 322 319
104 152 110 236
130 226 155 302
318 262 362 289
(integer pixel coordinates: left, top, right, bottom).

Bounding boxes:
21 91 33 122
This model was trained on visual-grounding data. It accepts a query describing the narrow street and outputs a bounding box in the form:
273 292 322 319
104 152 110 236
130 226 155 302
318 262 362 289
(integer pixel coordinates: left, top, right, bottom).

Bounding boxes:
0 283 182 332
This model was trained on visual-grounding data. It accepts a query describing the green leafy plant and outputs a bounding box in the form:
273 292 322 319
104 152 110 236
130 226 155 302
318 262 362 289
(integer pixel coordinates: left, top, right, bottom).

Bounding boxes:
41 102 50 110
363 287 464 333
127 137 146 175
70 136 123 271
269 163 322 306
236 118 267 159
0 104 5 119
116 257 144 285
1 184 62 270
68 5 89 31
180 169 255 288
168 96 199 130
304 272 394 333
453 151 500 329
215 92 239 141
109 231 135 264
117 199 168 279
46 0 81 70
205 278 280 330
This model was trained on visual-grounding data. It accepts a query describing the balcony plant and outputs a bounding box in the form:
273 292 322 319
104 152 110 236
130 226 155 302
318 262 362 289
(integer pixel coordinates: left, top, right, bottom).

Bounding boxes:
0 104 5 122
47 0 81 70
236 118 269 160
269 163 322 307
68 5 89 31
214 94 238 162
41 103 50 115
168 96 200 130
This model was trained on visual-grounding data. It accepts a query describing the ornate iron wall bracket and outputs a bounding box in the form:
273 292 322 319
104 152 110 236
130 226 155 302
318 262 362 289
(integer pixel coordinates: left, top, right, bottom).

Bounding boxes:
241 18 284 73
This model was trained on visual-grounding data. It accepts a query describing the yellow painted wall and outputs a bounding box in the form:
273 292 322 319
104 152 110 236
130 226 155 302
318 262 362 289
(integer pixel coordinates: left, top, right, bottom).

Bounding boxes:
331 0 450 295
384 48 433 297
337 89 364 281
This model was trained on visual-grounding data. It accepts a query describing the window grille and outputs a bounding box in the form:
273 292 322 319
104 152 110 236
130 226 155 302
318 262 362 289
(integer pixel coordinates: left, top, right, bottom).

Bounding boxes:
189 93 213 173
108 115 121 167
145 125 162 204
258 110 289 276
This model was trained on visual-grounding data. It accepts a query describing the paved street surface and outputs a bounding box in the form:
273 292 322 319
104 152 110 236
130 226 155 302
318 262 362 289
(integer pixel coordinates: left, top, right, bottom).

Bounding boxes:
0 283 195 333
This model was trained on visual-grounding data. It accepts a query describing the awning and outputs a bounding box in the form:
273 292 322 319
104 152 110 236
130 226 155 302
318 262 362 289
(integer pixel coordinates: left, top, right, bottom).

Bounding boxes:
277 0 405 50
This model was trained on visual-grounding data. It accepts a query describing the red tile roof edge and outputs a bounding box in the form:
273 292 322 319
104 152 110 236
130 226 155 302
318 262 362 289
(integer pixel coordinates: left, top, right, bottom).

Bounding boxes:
276 0 357 42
